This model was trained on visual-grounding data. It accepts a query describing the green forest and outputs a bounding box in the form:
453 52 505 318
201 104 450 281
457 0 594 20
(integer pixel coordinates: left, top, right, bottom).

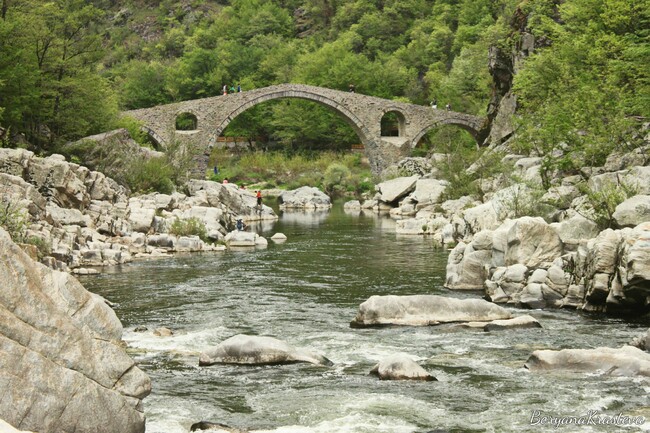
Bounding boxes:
0 0 648 158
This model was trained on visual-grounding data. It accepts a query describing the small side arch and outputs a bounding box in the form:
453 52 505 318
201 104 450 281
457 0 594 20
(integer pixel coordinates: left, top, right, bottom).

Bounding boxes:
175 111 199 131
411 119 481 148
140 126 166 150
380 109 406 137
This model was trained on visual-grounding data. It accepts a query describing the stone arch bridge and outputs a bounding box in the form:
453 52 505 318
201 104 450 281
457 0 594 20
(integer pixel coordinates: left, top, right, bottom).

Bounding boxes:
123 84 486 174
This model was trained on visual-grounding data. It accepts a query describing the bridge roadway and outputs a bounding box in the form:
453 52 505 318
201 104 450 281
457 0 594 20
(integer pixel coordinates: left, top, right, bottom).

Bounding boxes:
123 83 486 174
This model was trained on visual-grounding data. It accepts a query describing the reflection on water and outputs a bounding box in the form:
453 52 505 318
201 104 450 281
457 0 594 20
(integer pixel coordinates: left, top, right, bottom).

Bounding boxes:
81 203 650 433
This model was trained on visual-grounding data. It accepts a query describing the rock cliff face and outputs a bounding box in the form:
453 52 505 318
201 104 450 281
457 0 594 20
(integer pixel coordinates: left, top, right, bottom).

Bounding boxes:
0 227 150 433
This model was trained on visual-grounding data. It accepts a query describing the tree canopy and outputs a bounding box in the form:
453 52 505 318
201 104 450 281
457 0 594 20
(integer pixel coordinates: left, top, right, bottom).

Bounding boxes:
0 0 647 154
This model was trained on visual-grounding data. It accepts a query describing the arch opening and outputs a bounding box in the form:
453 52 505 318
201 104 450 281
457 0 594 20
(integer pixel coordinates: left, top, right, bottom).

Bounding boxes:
139 126 165 151
215 97 366 153
208 90 372 151
176 112 198 131
380 111 405 137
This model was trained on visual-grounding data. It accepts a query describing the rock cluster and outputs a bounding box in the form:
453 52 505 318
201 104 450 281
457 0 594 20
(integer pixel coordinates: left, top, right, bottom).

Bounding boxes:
0 148 277 272
346 148 650 314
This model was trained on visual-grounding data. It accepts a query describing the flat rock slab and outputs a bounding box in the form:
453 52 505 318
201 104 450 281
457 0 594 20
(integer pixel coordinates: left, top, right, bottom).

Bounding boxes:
370 355 436 381
199 334 332 366
350 295 512 327
525 345 650 377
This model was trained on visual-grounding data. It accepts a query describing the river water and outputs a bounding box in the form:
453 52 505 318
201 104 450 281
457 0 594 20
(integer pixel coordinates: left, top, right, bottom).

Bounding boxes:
81 205 650 433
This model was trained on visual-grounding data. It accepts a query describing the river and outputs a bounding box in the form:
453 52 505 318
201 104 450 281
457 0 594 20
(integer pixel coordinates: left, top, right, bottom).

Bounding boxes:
80 205 650 433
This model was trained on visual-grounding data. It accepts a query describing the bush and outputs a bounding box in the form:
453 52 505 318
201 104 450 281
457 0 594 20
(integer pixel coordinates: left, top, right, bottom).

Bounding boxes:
113 116 149 146
323 163 351 197
0 198 28 242
577 179 639 230
24 235 52 259
168 217 207 241
124 157 175 194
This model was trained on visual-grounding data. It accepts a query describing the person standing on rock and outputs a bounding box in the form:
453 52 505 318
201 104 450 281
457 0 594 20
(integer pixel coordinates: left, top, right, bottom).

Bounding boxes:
430 99 437 109
222 84 227 95
237 84 242 92
256 190 262 207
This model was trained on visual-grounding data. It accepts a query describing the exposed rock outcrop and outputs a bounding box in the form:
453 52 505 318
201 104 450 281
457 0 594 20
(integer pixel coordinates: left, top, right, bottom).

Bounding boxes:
198 334 332 366
0 228 151 433
0 148 278 271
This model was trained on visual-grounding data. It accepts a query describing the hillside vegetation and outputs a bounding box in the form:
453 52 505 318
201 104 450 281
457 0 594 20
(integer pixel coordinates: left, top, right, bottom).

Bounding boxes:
0 0 648 160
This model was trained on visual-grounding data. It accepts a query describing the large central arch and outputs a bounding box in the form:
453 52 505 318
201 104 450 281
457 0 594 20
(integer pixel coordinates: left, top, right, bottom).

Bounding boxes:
207 88 373 149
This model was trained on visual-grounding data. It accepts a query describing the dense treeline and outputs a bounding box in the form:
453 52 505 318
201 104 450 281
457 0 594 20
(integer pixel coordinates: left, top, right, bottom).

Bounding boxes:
0 0 648 154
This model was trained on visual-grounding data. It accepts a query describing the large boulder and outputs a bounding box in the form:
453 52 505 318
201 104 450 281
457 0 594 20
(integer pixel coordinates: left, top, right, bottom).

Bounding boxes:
350 295 512 327
445 234 493 290
613 195 650 228
0 228 150 433
279 186 331 210
405 179 448 210
198 335 332 366
370 355 436 381
375 176 418 204
224 230 258 247
525 346 650 377
504 217 563 268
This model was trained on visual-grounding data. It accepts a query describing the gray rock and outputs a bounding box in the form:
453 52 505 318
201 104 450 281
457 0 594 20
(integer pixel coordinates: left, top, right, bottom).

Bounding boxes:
190 421 247 432
483 315 542 331
350 295 512 327
613 195 650 228
525 346 650 377
550 214 599 245
445 242 492 290
343 200 361 210
153 327 173 337
504 217 563 268
279 186 331 209
270 233 287 242
224 230 256 247
199 335 332 366
630 329 650 351
375 176 418 204
0 228 150 433
370 355 436 381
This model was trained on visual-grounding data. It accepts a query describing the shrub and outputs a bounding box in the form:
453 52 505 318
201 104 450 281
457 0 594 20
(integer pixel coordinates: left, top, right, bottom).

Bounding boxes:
124 157 175 194
576 179 639 230
323 163 352 197
168 217 207 241
24 236 52 259
0 198 28 242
